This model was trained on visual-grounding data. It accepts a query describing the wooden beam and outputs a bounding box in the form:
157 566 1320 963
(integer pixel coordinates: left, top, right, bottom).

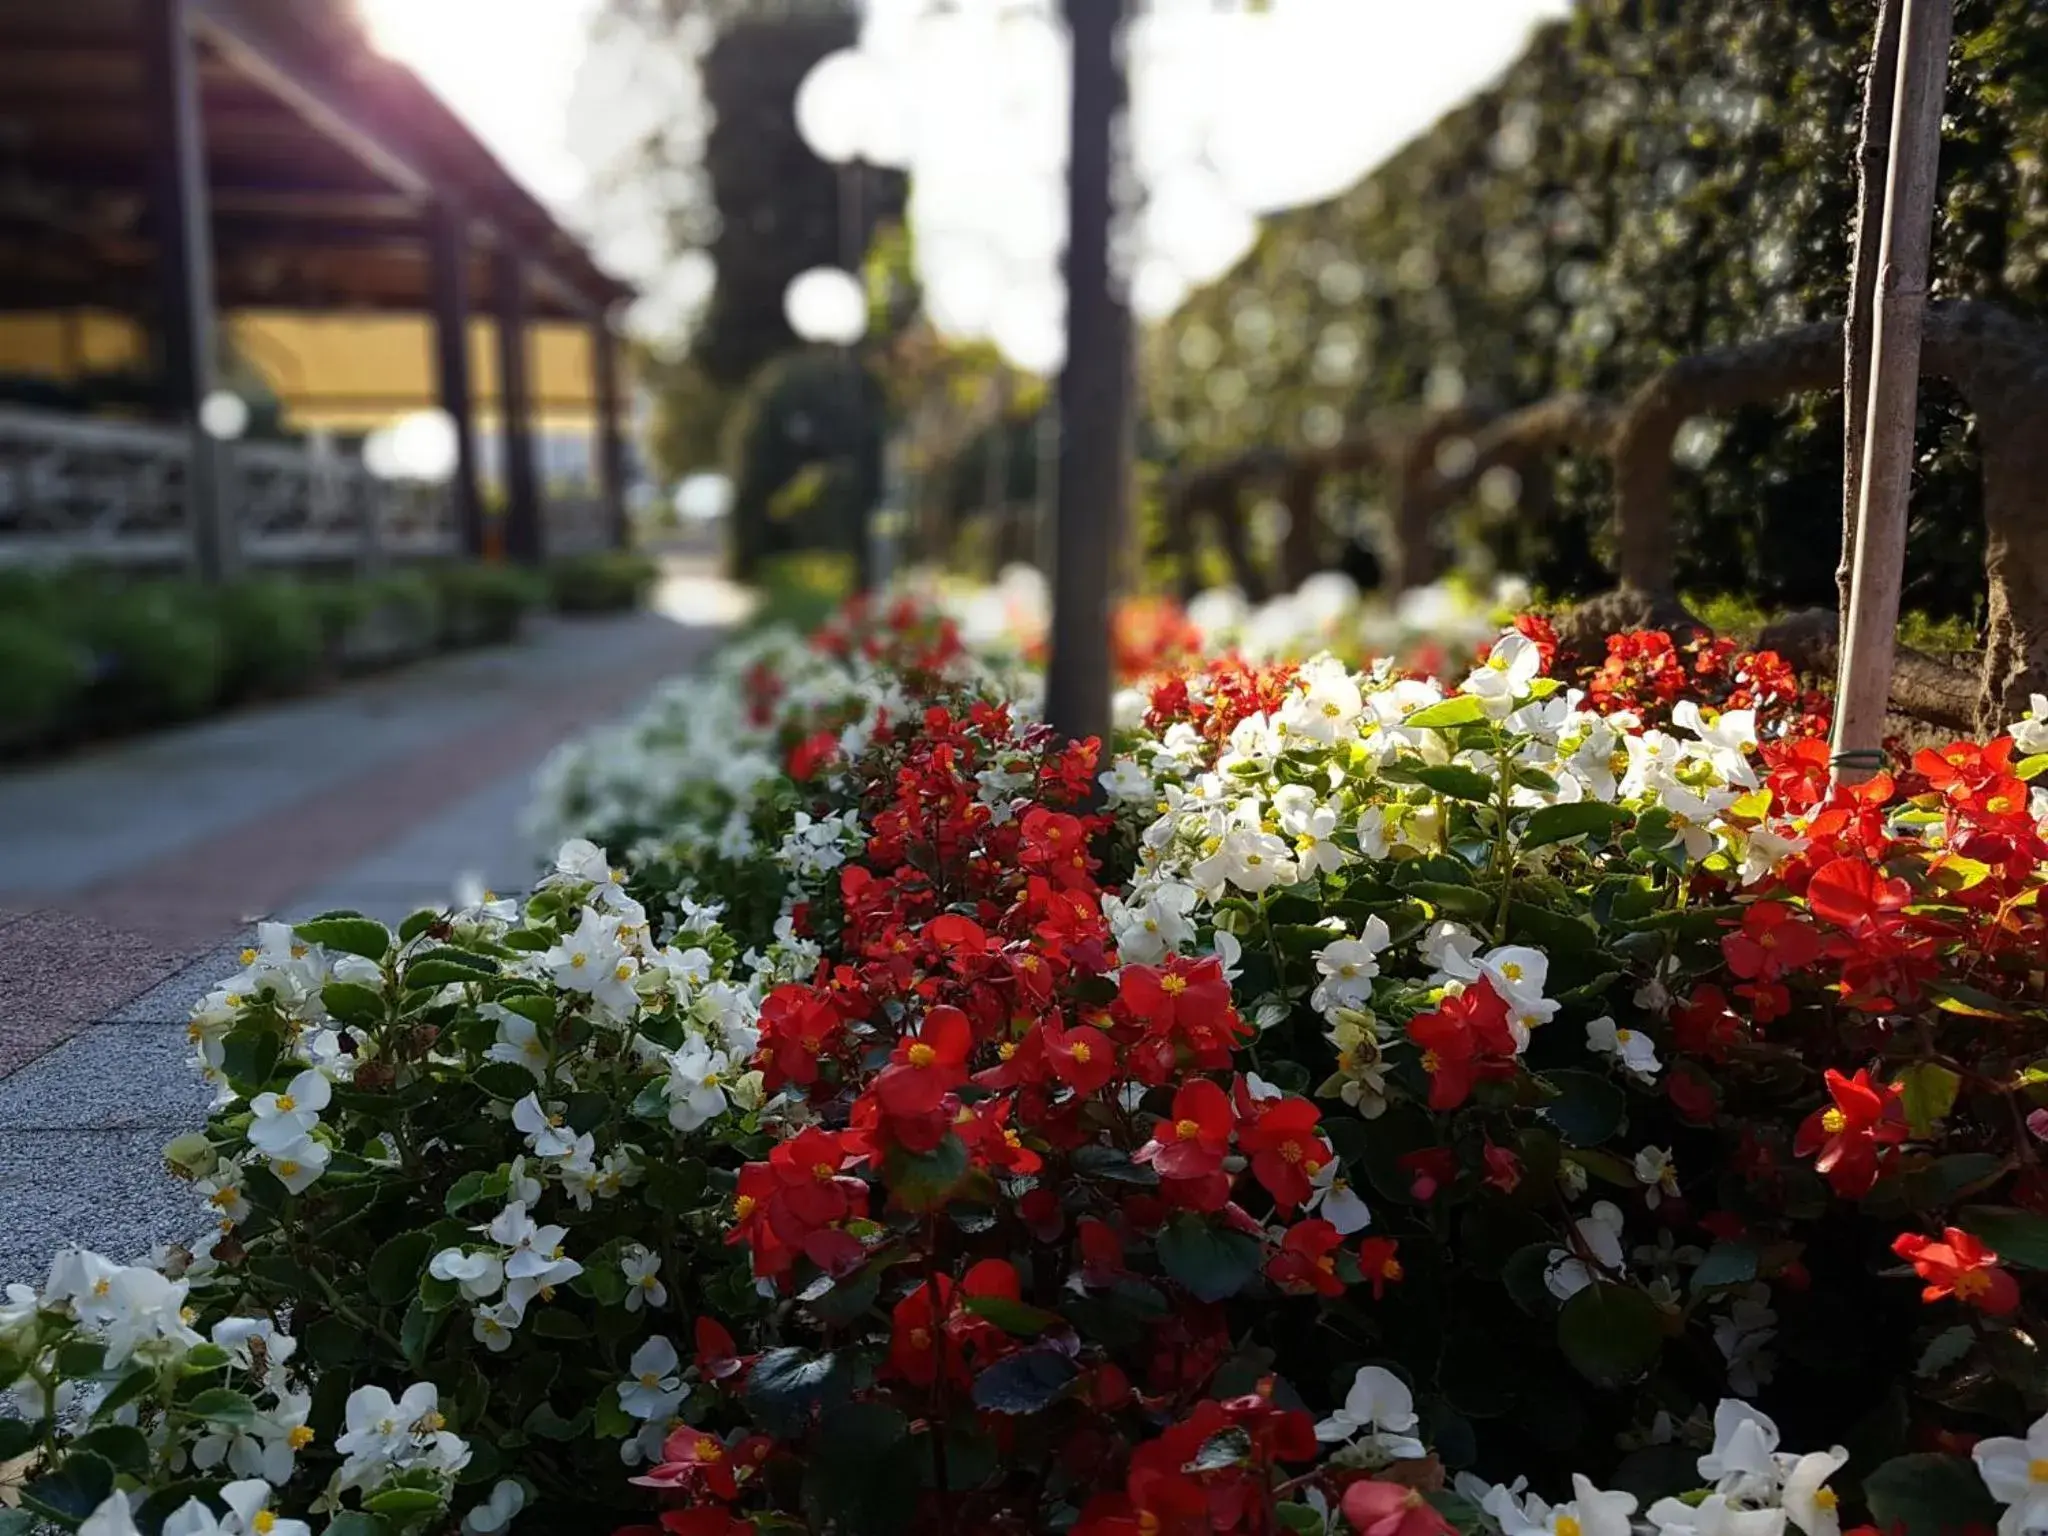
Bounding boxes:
1044 0 1132 752
592 316 629 549
430 200 486 559
142 0 232 579
493 249 543 565
1833 0 1954 784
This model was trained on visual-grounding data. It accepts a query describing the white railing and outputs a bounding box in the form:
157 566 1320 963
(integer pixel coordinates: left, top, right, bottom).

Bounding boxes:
0 406 460 570
545 489 613 556
0 408 193 567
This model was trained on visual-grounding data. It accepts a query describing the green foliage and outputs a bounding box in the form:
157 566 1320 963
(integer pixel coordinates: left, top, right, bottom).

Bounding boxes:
723 349 886 579
216 577 326 698
428 562 543 646
546 551 659 614
0 610 88 751
74 580 227 728
748 551 856 634
1150 0 2048 616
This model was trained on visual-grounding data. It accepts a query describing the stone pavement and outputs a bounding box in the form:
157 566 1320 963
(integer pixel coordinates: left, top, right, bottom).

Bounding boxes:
0 558 748 1283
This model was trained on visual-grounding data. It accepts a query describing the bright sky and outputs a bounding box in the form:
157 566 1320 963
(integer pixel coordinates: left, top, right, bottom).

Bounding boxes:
358 0 1570 360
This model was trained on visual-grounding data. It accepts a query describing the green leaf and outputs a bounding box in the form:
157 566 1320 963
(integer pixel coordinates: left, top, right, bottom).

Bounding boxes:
1071 1144 1159 1186
1556 1283 1666 1386
219 1026 280 1088
54 1339 104 1377
803 1402 919 1536
744 1348 852 1438
366 1486 452 1515
1536 1069 1627 1147
530 1308 589 1341
401 1296 444 1372
593 1384 634 1440
1502 1242 1562 1317
1916 1324 1976 1378
1402 763 1498 803
882 1136 968 1213
322 1514 391 1536
1399 695 1487 730
1404 881 1495 922
0 1512 38 1536
1690 1240 1760 1295
962 1294 1063 1335
1926 980 2023 1021
321 981 386 1026
443 1168 507 1217
294 916 391 962
1520 800 1627 849
801 1263 882 1327
1895 1062 1962 1138
21 1451 112 1524
368 1230 435 1306
1157 1215 1262 1303
521 1401 590 1441
184 1386 263 1427
971 1349 1079 1413
565 1091 612 1135
1956 1206 2048 1270
471 1063 538 1102
418 1272 460 1313
1861 1453 2001 1536
399 908 441 943
0 1420 36 1461
69 1423 149 1475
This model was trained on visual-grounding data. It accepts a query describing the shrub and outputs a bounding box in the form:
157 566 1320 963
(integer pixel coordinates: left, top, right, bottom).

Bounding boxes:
747 551 854 635
74 580 227 729
331 571 445 672
0 609 89 752
429 563 545 648
547 552 660 615
215 578 327 700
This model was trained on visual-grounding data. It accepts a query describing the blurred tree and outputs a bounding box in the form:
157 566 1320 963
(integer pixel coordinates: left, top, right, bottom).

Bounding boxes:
723 347 884 579
1148 0 2048 622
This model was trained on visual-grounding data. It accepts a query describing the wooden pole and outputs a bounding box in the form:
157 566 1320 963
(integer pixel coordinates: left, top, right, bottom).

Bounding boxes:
1832 0 1952 786
428 200 486 559
492 249 545 566
1045 0 1131 751
1838 0 1904 657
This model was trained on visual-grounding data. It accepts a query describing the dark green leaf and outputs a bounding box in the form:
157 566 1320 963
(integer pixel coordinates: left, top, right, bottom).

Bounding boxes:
321 981 386 1026
882 1136 967 1213
1157 1215 1263 1303
368 1230 435 1306
321 1516 390 1536
1691 1240 1760 1294
442 1168 506 1217
471 1064 537 1102
401 1296 444 1372
398 909 440 944
69 1424 149 1475
1537 1069 1628 1147
294 916 391 962
1926 980 2023 1021
1071 1144 1159 1186
0 1420 36 1461
22 1452 113 1524
1861 1453 2001 1536
971 1349 1079 1413
1520 801 1627 849
218 1027 280 1088
184 1387 262 1427
1956 1206 2048 1270
1402 763 1498 802
1556 1283 1666 1385
1895 1062 1961 1138
962 1295 1063 1335
803 1402 919 1536
520 1401 590 1441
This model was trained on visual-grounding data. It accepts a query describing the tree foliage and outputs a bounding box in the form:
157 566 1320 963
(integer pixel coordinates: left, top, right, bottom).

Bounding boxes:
1147 0 2048 620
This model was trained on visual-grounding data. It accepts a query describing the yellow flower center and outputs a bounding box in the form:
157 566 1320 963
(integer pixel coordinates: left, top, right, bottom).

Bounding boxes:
1501 962 1523 981
1322 701 1341 718
254 1513 277 1535
1615 1028 1633 1043
812 1162 836 1180
734 1195 756 1219
288 1425 315 1448
275 1094 296 1113
907 1043 937 1068
1175 1118 1203 1141
1813 1489 1838 1511
277 1161 301 1178
1420 1050 1443 1074
696 1436 722 1460
1069 1041 1092 1064
615 962 634 981
909 1327 932 1350
570 953 587 968
2031 1459 2048 1483
998 1040 1018 1060
240 948 257 966
1955 1269 1993 1298
1280 1141 1303 1164
1556 1519 1580 1536
1821 1107 1848 1135
1158 974 1188 996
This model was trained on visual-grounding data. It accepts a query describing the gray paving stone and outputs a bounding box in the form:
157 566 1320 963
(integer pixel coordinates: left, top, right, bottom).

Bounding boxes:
0 1128 206 1287
0 1024 211 1131
104 939 250 1025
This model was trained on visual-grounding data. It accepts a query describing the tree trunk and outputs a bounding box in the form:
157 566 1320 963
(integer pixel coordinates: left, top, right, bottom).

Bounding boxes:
1413 393 1616 512
1841 0 1905 650
1757 607 1980 732
1278 458 1326 591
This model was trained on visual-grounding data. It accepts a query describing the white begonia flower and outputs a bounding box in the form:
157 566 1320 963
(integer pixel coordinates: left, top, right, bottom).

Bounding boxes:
1479 945 1549 1009
544 906 628 1000
552 838 616 886
473 1301 522 1352
648 945 714 999
196 1159 251 1228
1779 1447 1849 1536
79 1495 144 1536
2011 694 2048 757
265 1136 330 1195
430 1248 506 1301
1462 629 1544 717
665 1040 732 1132
1698 1399 1782 1499
337 1381 440 1467
1738 826 1809 887
1633 1146 1680 1209
1272 784 1349 878
511 1094 578 1159
506 1157 543 1207
485 1010 551 1080
1311 918 1392 1015
217 1478 311 1536
1191 824 1298 895
621 1246 666 1312
620 1335 685 1420
1657 776 1739 864
462 1479 528 1536
1544 1201 1627 1300
1971 1408 2048 1535
1099 755 1155 807
1105 883 1199 965
1586 1016 1662 1078
210 1315 297 1380
1421 920 1482 982
1620 729 1684 799
1304 1159 1372 1234
1497 1476 1638 1536
1315 1365 1425 1458
1714 1285 1779 1398
1673 701 1760 788
247 1069 330 1155
1644 1493 1788 1536
558 1135 601 1210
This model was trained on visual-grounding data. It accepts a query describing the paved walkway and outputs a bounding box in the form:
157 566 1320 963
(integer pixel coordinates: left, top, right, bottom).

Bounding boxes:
0 559 747 1282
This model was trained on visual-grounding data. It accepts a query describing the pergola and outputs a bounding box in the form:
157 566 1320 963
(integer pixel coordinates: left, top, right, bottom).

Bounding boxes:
0 0 635 573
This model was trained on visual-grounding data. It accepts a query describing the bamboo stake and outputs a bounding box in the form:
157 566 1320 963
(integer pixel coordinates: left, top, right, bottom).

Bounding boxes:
1832 0 1953 786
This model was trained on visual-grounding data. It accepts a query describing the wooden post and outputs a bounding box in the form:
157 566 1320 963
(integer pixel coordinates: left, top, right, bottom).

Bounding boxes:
492 248 544 566
592 315 630 550
1833 0 1952 785
1044 0 1131 751
429 201 486 559
143 0 232 580
1839 0 1905 654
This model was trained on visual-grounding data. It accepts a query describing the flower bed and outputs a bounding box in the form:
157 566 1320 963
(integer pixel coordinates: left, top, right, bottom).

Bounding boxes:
11 588 2048 1536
